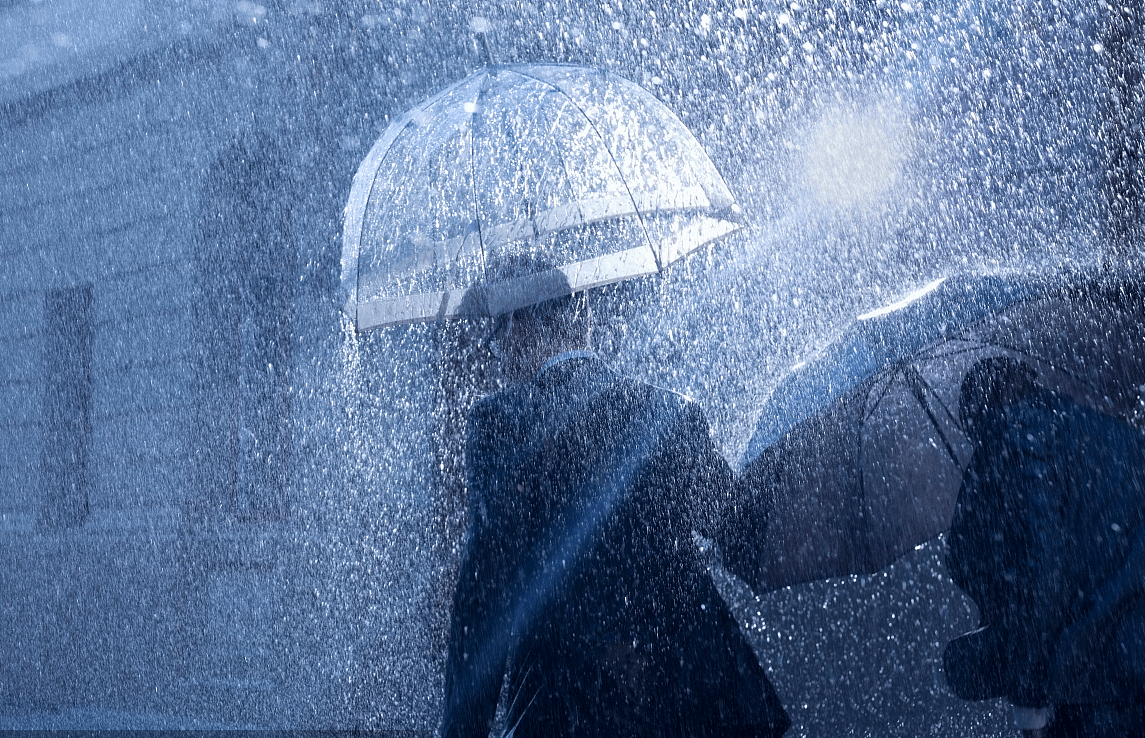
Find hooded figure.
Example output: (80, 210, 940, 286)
(438, 260, 788, 738)
(944, 357, 1145, 737)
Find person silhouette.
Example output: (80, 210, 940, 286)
(944, 357, 1145, 737)
(438, 256, 788, 738)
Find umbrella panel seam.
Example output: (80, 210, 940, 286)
(507, 67, 663, 272)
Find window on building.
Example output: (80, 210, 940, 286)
(41, 283, 93, 529)
(192, 135, 294, 523)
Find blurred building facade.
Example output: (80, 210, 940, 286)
(0, 1, 470, 728)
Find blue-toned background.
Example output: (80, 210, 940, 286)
(1, 0, 1140, 733)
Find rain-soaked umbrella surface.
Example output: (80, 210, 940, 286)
(725, 271, 1145, 593)
(341, 63, 742, 330)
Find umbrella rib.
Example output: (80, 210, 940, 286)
(507, 68, 662, 271)
(468, 81, 493, 286)
(921, 372, 963, 431)
(864, 368, 900, 419)
(903, 365, 962, 468)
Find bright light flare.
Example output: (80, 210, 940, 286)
(804, 111, 905, 208)
(858, 277, 946, 320)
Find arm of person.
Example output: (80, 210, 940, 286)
(671, 401, 735, 544)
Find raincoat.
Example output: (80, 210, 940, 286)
(944, 387, 1145, 726)
(440, 355, 788, 738)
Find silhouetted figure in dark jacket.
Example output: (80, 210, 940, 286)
(438, 270, 788, 738)
(945, 357, 1145, 737)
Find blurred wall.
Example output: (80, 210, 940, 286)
(0, 5, 442, 728)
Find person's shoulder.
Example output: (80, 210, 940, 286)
(542, 358, 700, 426)
(997, 390, 1065, 454)
(1009, 389, 1107, 428)
(1042, 390, 1145, 458)
(467, 386, 525, 429)
(1001, 388, 1124, 458)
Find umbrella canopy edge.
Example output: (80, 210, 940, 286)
(356, 244, 665, 331)
(341, 75, 476, 327)
(742, 272, 1054, 467)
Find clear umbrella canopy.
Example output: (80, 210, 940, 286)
(341, 63, 742, 331)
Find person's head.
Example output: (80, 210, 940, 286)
(478, 251, 591, 382)
(488, 290, 590, 381)
(958, 356, 1038, 436)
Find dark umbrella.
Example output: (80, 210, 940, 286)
(723, 271, 1145, 593)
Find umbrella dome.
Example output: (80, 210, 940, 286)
(742, 274, 1037, 463)
(341, 63, 743, 331)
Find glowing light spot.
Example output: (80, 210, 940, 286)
(804, 111, 905, 208)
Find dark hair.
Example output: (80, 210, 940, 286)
(958, 356, 1038, 432)
(514, 289, 589, 331)
(487, 251, 588, 331)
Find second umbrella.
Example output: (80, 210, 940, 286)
(725, 271, 1145, 592)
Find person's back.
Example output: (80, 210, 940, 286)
(443, 355, 787, 737)
(439, 270, 787, 738)
(945, 357, 1145, 735)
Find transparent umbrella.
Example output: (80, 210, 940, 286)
(341, 63, 742, 331)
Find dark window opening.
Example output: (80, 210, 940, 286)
(192, 134, 295, 523)
(41, 283, 93, 529)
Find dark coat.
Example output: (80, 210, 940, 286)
(439, 356, 788, 738)
(945, 388, 1145, 713)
